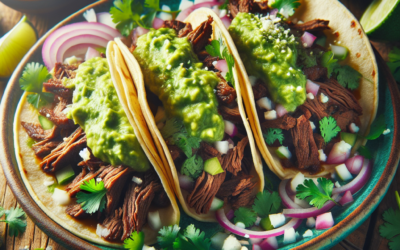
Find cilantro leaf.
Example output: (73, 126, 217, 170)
(263, 128, 284, 145)
(296, 178, 338, 209)
(333, 65, 362, 90)
(158, 225, 181, 249)
(173, 133, 201, 158)
(160, 117, 183, 139)
(321, 51, 338, 77)
(182, 224, 211, 249)
(234, 207, 257, 227)
(76, 179, 107, 214)
(205, 40, 221, 58)
(219, 0, 229, 10)
(365, 114, 386, 140)
(123, 231, 144, 250)
(110, 0, 145, 36)
(223, 47, 235, 85)
(0, 207, 27, 237)
(271, 0, 301, 18)
(26, 92, 54, 109)
(358, 145, 372, 159)
(252, 191, 282, 218)
(19, 62, 51, 93)
(181, 154, 203, 179)
(297, 49, 317, 68)
(380, 207, 400, 250)
(319, 116, 341, 143)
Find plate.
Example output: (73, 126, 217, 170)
(0, 0, 399, 249)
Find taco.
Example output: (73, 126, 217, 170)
(14, 44, 179, 247)
(115, 8, 264, 222)
(221, 0, 378, 179)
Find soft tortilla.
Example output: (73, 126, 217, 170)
(14, 46, 180, 247)
(226, 0, 379, 179)
(115, 8, 264, 222)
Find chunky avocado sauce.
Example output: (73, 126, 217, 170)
(229, 12, 307, 112)
(68, 57, 149, 172)
(133, 28, 225, 143)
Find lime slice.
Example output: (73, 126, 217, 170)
(360, 0, 400, 41)
(0, 16, 37, 78)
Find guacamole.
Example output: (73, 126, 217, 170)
(229, 13, 307, 112)
(68, 57, 149, 172)
(133, 28, 225, 143)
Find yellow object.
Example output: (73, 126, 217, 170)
(0, 16, 37, 78)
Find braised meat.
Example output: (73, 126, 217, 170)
(187, 16, 213, 53)
(66, 166, 107, 196)
(220, 137, 249, 176)
(66, 204, 88, 219)
(54, 63, 79, 79)
(216, 73, 237, 104)
(32, 140, 62, 158)
(162, 20, 193, 37)
(21, 122, 52, 142)
(101, 208, 124, 241)
(39, 98, 75, 129)
(43, 79, 73, 100)
(261, 114, 297, 131)
(219, 105, 243, 123)
(303, 66, 328, 82)
(290, 19, 330, 33)
(216, 174, 257, 209)
(252, 82, 268, 100)
(203, 55, 220, 70)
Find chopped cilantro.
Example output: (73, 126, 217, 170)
(110, 0, 145, 36)
(234, 207, 257, 227)
(297, 48, 318, 68)
(333, 65, 362, 90)
(321, 51, 338, 77)
(180, 154, 203, 179)
(379, 191, 400, 250)
(270, 0, 301, 18)
(19, 62, 54, 109)
(296, 178, 338, 209)
(358, 145, 372, 159)
(365, 114, 386, 140)
(205, 39, 235, 85)
(157, 224, 210, 250)
(319, 116, 341, 143)
(219, 0, 229, 10)
(252, 191, 282, 218)
(124, 231, 144, 250)
(160, 117, 182, 139)
(76, 179, 107, 214)
(27, 137, 36, 148)
(264, 128, 284, 145)
(0, 206, 27, 236)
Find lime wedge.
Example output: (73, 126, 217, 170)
(360, 0, 400, 41)
(0, 16, 37, 78)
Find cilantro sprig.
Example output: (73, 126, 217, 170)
(270, 0, 301, 18)
(19, 62, 54, 109)
(319, 116, 341, 143)
(124, 231, 144, 250)
(264, 128, 284, 146)
(252, 191, 282, 218)
(296, 178, 338, 209)
(205, 38, 235, 85)
(234, 207, 257, 227)
(157, 224, 211, 250)
(379, 191, 400, 250)
(0, 206, 27, 236)
(181, 154, 203, 179)
(76, 179, 107, 214)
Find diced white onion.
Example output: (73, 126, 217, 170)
(52, 188, 71, 205)
(264, 110, 277, 120)
(383, 128, 391, 135)
(43, 179, 55, 187)
(132, 176, 143, 184)
(157, 5, 172, 20)
(335, 163, 353, 181)
(256, 97, 273, 110)
(318, 149, 327, 162)
(179, 0, 193, 10)
(335, 181, 341, 188)
(79, 147, 91, 161)
(147, 210, 162, 231)
(307, 92, 314, 99)
(222, 235, 242, 250)
(83, 8, 97, 22)
(303, 229, 313, 238)
(310, 121, 316, 130)
(283, 227, 296, 245)
(215, 141, 229, 155)
(269, 213, 286, 228)
(248, 75, 257, 86)
(235, 222, 246, 229)
(349, 123, 359, 133)
(96, 224, 110, 238)
(320, 93, 329, 103)
(220, 9, 227, 18)
(290, 172, 305, 193)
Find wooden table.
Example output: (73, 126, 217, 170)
(0, 0, 398, 249)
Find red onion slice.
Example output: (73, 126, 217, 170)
(332, 159, 372, 195)
(64, 43, 94, 59)
(56, 35, 109, 64)
(153, 17, 165, 29)
(339, 191, 354, 206)
(315, 212, 334, 230)
(96, 12, 117, 29)
(214, 59, 228, 73)
(279, 179, 302, 209)
(345, 155, 364, 175)
(85, 47, 100, 61)
(42, 22, 120, 68)
(326, 140, 351, 164)
(216, 209, 302, 238)
(282, 194, 341, 219)
(269, 9, 278, 16)
(276, 104, 288, 117)
(301, 32, 317, 48)
(259, 237, 278, 250)
(306, 79, 320, 96)
(224, 120, 238, 137)
(176, 1, 221, 21)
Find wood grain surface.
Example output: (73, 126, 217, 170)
(0, 0, 398, 249)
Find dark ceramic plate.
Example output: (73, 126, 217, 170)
(1, 0, 400, 249)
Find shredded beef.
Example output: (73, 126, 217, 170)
(39, 98, 75, 129)
(162, 20, 193, 37)
(77, 155, 104, 172)
(187, 170, 226, 214)
(152, 189, 170, 208)
(252, 82, 268, 100)
(290, 19, 330, 33)
(43, 79, 73, 100)
(101, 208, 124, 241)
(290, 115, 320, 170)
(261, 114, 296, 131)
(66, 166, 107, 196)
(168, 144, 183, 161)
(313, 133, 325, 150)
(228, 0, 269, 18)
(187, 16, 213, 53)
(220, 137, 249, 176)
(203, 55, 219, 70)
(198, 142, 221, 161)
(303, 66, 328, 82)
(318, 79, 363, 115)
(301, 98, 329, 120)
(333, 109, 357, 131)
(230, 187, 256, 209)
(216, 174, 255, 198)
(32, 140, 62, 158)
(98, 166, 132, 215)
(325, 136, 341, 156)
(54, 63, 79, 79)
(216, 72, 237, 104)
(219, 105, 242, 123)
(66, 204, 88, 219)
(21, 122, 50, 141)
(40, 127, 86, 173)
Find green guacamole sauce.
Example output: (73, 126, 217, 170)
(133, 28, 224, 143)
(229, 12, 307, 112)
(68, 57, 149, 172)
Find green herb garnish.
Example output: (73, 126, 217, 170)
(387, 47, 400, 82)
(158, 224, 211, 250)
(180, 154, 203, 179)
(264, 128, 284, 145)
(365, 114, 386, 140)
(234, 207, 257, 227)
(379, 191, 400, 250)
(296, 178, 338, 209)
(252, 191, 282, 218)
(76, 179, 107, 214)
(205, 38, 235, 85)
(270, 0, 301, 18)
(124, 231, 144, 250)
(319, 116, 341, 143)
(0, 206, 27, 236)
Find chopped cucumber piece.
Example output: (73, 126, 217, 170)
(315, 35, 327, 47)
(260, 216, 274, 231)
(340, 132, 357, 147)
(55, 165, 75, 185)
(27, 137, 36, 148)
(204, 157, 224, 175)
(335, 163, 353, 181)
(276, 146, 291, 159)
(38, 115, 54, 130)
(210, 197, 224, 211)
(331, 45, 348, 60)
